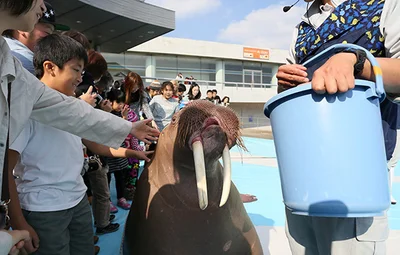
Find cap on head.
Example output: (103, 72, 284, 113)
(39, 2, 70, 31)
(149, 80, 161, 90)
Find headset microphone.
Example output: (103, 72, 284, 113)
(283, 0, 300, 12)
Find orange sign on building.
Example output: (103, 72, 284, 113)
(243, 47, 270, 60)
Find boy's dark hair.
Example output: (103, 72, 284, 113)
(86, 50, 108, 81)
(33, 34, 88, 78)
(62, 30, 91, 51)
(161, 81, 173, 91)
(207, 90, 212, 94)
(0, 0, 36, 16)
(2, 29, 15, 38)
(178, 84, 186, 92)
(106, 88, 125, 103)
(96, 71, 113, 90)
(212, 89, 217, 93)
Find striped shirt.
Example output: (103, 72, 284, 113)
(107, 141, 129, 172)
(107, 110, 130, 172)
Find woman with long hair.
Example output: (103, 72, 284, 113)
(123, 72, 157, 130)
(221, 96, 230, 107)
(187, 83, 202, 101)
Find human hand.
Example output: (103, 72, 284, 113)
(276, 64, 310, 92)
(3, 229, 30, 255)
(130, 119, 160, 144)
(121, 105, 129, 119)
(79, 86, 97, 107)
(311, 52, 357, 94)
(100, 99, 112, 112)
(17, 222, 40, 254)
(133, 150, 154, 162)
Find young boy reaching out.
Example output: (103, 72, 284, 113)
(9, 34, 152, 255)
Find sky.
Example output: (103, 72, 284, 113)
(146, 0, 309, 50)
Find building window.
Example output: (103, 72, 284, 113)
(155, 55, 178, 79)
(262, 63, 273, 84)
(200, 58, 216, 85)
(124, 54, 146, 76)
(243, 70, 263, 87)
(243, 61, 262, 87)
(103, 52, 146, 77)
(243, 61, 261, 71)
(155, 55, 216, 85)
(177, 56, 201, 80)
(225, 61, 243, 85)
(225, 60, 271, 87)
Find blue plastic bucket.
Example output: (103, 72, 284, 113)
(264, 44, 390, 217)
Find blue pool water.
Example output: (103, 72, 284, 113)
(98, 137, 400, 254)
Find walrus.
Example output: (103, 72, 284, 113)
(123, 100, 263, 255)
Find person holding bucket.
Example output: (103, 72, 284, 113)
(276, 0, 400, 254)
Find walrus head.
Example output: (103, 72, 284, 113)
(158, 100, 245, 210)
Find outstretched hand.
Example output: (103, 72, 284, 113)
(130, 119, 160, 144)
(135, 150, 154, 162)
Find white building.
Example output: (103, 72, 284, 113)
(102, 37, 289, 127)
(47, 0, 288, 127)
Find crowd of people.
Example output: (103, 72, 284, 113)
(0, 2, 249, 255)
(143, 77, 231, 109)
(0, 1, 159, 255)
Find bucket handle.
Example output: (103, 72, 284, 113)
(302, 44, 384, 99)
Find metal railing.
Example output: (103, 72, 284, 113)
(140, 76, 277, 89)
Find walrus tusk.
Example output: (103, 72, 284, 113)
(219, 145, 231, 207)
(192, 141, 208, 210)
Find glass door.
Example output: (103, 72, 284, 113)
(243, 70, 263, 87)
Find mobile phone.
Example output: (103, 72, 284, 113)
(94, 94, 104, 105)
